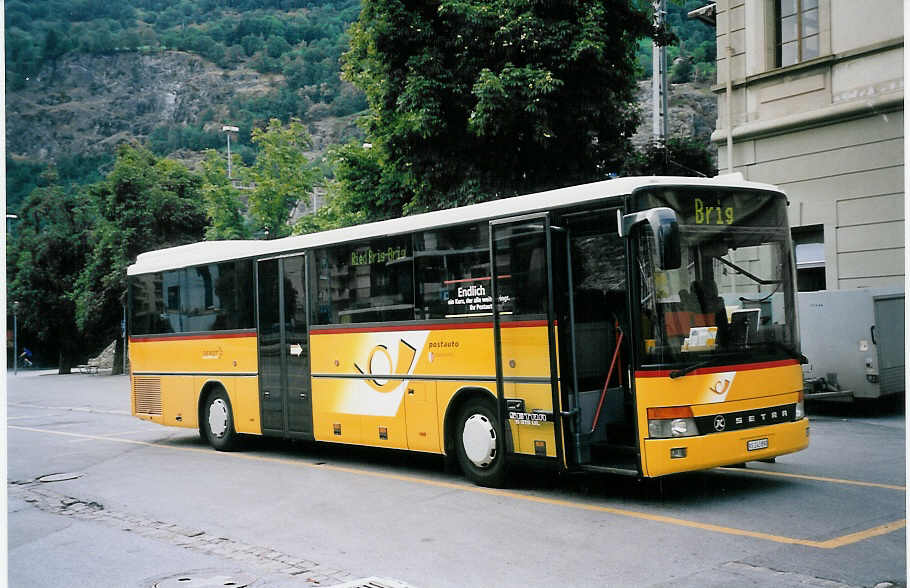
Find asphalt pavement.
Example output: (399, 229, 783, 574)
(6, 370, 907, 587)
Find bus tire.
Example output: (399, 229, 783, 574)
(455, 400, 508, 487)
(203, 388, 240, 451)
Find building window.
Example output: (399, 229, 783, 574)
(776, 0, 819, 67)
(792, 225, 825, 292)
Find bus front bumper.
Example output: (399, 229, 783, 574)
(642, 418, 810, 478)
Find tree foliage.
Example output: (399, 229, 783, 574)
(339, 0, 654, 217)
(623, 136, 717, 177)
(6, 0, 366, 121)
(245, 118, 318, 238)
(200, 150, 252, 240)
(635, 0, 717, 82)
(73, 145, 209, 372)
(322, 141, 409, 223)
(7, 171, 92, 373)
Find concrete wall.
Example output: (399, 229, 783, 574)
(711, 0, 904, 290)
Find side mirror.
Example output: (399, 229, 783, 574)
(618, 207, 681, 270)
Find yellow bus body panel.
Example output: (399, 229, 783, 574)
(130, 334, 258, 375)
(309, 323, 557, 457)
(644, 419, 809, 477)
(635, 362, 807, 477)
(130, 334, 261, 435)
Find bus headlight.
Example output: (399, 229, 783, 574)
(647, 406, 699, 438)
(795, 391, 805, 420)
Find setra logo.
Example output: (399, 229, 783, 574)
(354, 339, 418, 392)
(713, 414, 726, 432)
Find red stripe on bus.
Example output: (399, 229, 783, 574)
(309, 319, 550, 335)
(130, 331, 257, 343)
(442, 275, 511, 284)
(635, 359, 799, 378)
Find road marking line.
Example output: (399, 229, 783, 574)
(9, 424, 905, 550)
(66, 430, 153, 443)
(7, 402, 131, 416)
(812, 519, 907, 549)
(718, 466, 906, 491)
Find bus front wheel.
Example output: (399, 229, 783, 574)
(204, 389, 240, 451)
(455, 400, 508, 487)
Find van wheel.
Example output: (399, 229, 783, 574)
(204, 389, 240, 451)
(455, 400, 508, 487)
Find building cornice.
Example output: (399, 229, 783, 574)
(710, 91, 903, 145)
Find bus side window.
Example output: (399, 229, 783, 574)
(414, 222, 490, 320)
(313, 238, 414, 325)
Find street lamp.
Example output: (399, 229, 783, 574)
(13, 300, 19, 376)
(222, 125, 239, 180)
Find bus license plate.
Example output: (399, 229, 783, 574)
(747, 438, 769, 451)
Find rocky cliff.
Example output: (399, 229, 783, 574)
(7, 51, 285, 160)
(7, 51, 717, 169)
(631, 79, 718, 151)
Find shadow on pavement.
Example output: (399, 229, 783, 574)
(807, 393, 905, 418)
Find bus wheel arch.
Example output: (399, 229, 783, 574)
(199, 382, 241, 451)
(444, 387, 508, 487)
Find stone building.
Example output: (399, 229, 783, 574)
(701, 0, 904, 291)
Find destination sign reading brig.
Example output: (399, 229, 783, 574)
(693, 197, 734, 226)
(637, 188, 785, 230)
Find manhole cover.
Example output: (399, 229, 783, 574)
(154, 572, 256, 588)
(37, 472, 84, 483)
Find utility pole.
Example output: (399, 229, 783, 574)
(651, 0, 669, 144)
(122, 305, 128, 375)
(13, 301, 19, 376)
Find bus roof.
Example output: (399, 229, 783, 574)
(127, 174, 779, 276)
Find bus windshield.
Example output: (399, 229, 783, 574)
(635, 188, 799, 370)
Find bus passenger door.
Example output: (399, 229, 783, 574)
(257, 254, 314, 438)
(490, 214, 565, 466)
(556, 208, 637, 473)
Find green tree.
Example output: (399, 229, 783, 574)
(7, 170, 92, 373)
(670, 55, 693, 84)
(73, 145, 208, 373)
(624, 136, 717, 177)
(245, 118, 317, 239)
(200, 149, 251, 240)
(321, 141, 409, 223)
(292, 183, 367, 235)
(340, 0, 653, 217)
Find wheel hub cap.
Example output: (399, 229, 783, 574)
(208, 398, 228, 438)
(462, 414, 497, 468)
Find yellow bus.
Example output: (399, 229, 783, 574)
(128, 175, 809, 486)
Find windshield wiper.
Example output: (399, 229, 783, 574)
(670, 359, 717, 379)
(714, 256, 780, 286)
(764, 341, 809, 364)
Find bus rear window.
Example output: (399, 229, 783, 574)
(129, 261, 254, 336)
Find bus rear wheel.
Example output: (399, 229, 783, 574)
(204, 389, 240, 451)
(455, 400, 508, 487)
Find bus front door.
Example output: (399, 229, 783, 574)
(490, 214, 565, 467)
(555, 208, 638, 474)
(257, 254, 313, 438)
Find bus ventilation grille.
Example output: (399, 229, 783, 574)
(133, 376, 162, 415)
